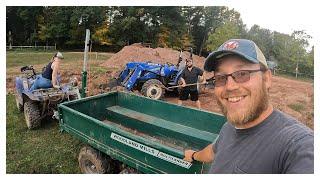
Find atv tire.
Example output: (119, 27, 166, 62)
(15, 94, 23, 112)
(24, 100, 41, 129)
(78, 146, 111, 174)
(141, 79, 164, 100)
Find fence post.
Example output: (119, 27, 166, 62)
(295, 61, 299, 79)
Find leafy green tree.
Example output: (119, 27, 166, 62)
(246, 25, 273, 59)
(68, 7, 106, 46)
(37, 7, 74, 47)
(272, 30, 313, 76)
(107, 7, 149, 46)
(206, 21, 241, 51)
(92, 18, 112, 45)
(189, 6, 244, 55)
(6, 6, 43, 45)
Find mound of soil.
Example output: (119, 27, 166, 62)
(101, 43, 214, 81)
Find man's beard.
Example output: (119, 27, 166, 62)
(187, 64, 193, 68)
(216, 83, 269, 127)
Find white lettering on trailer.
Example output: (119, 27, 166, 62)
(111, 133, 159, 156)
(157, 152, 192, 169)
(110, 132, 192, 169)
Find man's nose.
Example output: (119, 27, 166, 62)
(225, 75, 239, 91)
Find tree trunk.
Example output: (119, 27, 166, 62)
(198, 33, 207, 56)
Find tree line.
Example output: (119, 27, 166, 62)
(6, 6, 314, 77)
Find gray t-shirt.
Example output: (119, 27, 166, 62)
(209, 109, 314, 174)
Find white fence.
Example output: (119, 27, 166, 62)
(6, 45, 56, 50)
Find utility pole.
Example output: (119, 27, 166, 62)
(295, 61, 299, 78)
(295, 51, 300, 79)
(81, 29, 90, 98)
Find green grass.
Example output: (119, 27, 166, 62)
(288, 103, 305, 113)
(6, 51, 112, 68)
(6, 94, 83, 173)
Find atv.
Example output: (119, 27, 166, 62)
(15, 65, 80, 129)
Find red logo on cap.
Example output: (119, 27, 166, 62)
(223, 41, 239, 50)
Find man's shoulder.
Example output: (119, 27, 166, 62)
(193, 66, 202, 71)
(192, 66, 203, 75)
(271, 110, 314, 173)
(219, 121, 234, 135)
(272, 110, 313, 144)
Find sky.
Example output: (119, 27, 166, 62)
(226, 0, 317, 48)
(227, 1, 316, 32)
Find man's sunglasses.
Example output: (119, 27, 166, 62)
(214, 69, 265, 87)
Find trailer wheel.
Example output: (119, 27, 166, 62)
(15, 94, 23, 112)
(78, 146, 110, 174)
(24, 100, 41, 129)
(141, 79, 164, 100)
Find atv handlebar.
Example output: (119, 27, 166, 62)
(21, 65, 36, 74)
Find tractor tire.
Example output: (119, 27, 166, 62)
(15, 94, 23, 112)
(78, 146, 111, 174)
(24, 100, 41, 129)
(141, 79, 164, 100)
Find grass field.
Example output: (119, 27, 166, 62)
(6, 51, 113, 173)
(6, 51, 113, 68)
(6, 94, 82, 173)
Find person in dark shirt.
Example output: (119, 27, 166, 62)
(30, 52, 63, 91)
(178, 58, 204, 109)
(183, 39, 313, 173)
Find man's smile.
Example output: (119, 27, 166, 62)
(225, 95, 247, 103)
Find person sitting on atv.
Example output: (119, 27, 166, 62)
(29, 52, 63, 91)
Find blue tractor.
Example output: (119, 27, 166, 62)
(15, 65, 80, 129)
(116, 49, 206, 100)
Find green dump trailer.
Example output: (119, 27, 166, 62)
(58, 91, 226, 174)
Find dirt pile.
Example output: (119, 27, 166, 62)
(102, 43, 206, 69)
(101, 43, 214, 80)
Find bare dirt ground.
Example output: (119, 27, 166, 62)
(7, 45, 314, 129)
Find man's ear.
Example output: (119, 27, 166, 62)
(264, 69, 272, 90)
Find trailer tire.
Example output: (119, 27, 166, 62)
(78, 146, 110, 174)
(15, 94, 23, 112)
(24, 100, 41, 129)
(141, 79, 164, 100)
